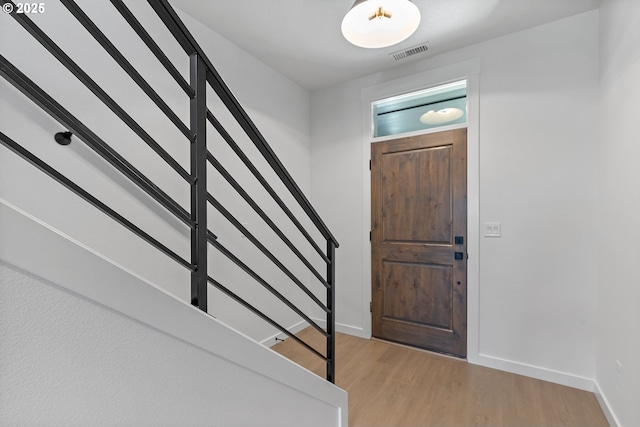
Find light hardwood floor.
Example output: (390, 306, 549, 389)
(272, 328, 609, 427)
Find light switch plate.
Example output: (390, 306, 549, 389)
(484, 222, 501, 237)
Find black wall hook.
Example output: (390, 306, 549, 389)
(54, 131, 72, 146)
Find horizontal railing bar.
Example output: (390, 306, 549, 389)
(109, 0, 194, 98)
(207, 275, 327, 362)
(0, 131, 193, 271)
(207, 194, 330, 314)
(206, 233, 330, 334)
(0, 54, 193, 229)
(206, 110, 330, 265)
(147, 0, 338, 247)
(60, 0, 192, 141)
(5, 7, 193, 185)
(206, 67, 339, 246)
(5, 0, 338, 380)
(207, 153, 330, 289)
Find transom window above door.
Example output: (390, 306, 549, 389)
(372, 80, 467, 138)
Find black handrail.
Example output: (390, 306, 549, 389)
(0, 54, 192, 227)
(1, 0, 338, 383)
(206, 153, 330, 289)
(6, 7, 193, 184)
(206, 111, 330, 264)
(61, 0, 192, 140)
(0, 130, 193, 271)
(146, 0, 339, 248)
(207, 194, 329, 313)
(109, 0, 194, 98)
(206, 236, 328, 337)
(206, 275, 327, 361)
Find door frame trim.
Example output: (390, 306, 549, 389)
(360, 59, 480, 363)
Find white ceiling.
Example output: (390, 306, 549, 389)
(170, 0, 600, 91)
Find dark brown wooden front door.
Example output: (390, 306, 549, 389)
(371, 128, 467, 357)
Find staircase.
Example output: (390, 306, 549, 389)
(0, 0, 344, 424)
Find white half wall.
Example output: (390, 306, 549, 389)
(0, 199, 347, 426)
(597, 1, 640, 426)
(310, 11, 599, 390)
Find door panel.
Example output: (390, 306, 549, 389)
(381, 261, 453, 329)
(381, 146, 452, 243)
(371, 129, 467, 357)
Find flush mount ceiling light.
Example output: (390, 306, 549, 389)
(342, 0, 421, 49)
(420, 108, 464, 125)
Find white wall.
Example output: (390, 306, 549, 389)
(597, 1, 640, 426)
(311, 11, 600, 388)
(0, 0, 320, 343)
(0, 201, 346, 426)
(0, 261, 333, 426)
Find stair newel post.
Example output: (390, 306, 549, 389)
(190, 52, 208, 312)
(326, 239, 336, 383)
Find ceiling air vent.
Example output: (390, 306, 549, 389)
(390, 43, 429, 61)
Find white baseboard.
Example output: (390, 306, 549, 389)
(261, 317, 367, 351)
(312, 317, 367, 338)
(266, 318, 366, 346)
(308, 313, 617, 427)
(475, 354, 595, 392)
(261, 320, 309, 347)
(594, 381, 620, 427)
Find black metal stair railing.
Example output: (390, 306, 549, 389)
(0, 0, 339, 382)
